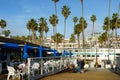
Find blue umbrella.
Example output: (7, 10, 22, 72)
(54, 49, 56, 57)
(62, 50, 66, 57)
(23, 44, 28, 59)
(70, 51, 73, 57)
(39, 46, 43, 57)
(66, 51, 69, 56)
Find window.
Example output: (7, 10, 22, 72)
(87, 55, 90, 57)
(97, 55, 99, 57)
(69, 45, 72, 47)
(92, 55, 95, 57)
(83, 55, 86, 57)
(75, 50, 78, 52)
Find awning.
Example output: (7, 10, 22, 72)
(23, 44, 28, 59)
(1, 42, 20, 49)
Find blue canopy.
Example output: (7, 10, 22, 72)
(2, 42, 20, 49)
(23, 44, 28, 59)
(39, 46, 43, 57)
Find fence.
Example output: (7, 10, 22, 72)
(27, 57, 72, 80)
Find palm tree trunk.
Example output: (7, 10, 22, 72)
(53, 27, 55, 49)
(55, 26, 57, 50)
(54, 2, 58, 50)
(107, 0, 111, 61)
(28, 29, 30, 42)
(32, 30, 34, 43)
(34, 32, 36, 43)
(82, 22, 85, 48)
(95, 46, 98, 68)
(46, 33, 47, 40)
(56, 43, 58, 50)
(81, 0, 85, 48)
(92, 22, 94, 38)
(81, 0, 84, 17)
(54, 2, 57, 16)
(63, 19, 66, 51)
(77, 34, 80, 48)
(115, 3, 120, 48)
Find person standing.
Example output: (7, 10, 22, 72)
(81, 59, 85, 72)
(77, 57, 81, 73)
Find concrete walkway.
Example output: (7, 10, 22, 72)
(40, 68, 120, 80)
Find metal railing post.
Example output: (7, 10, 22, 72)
(28, 58, 30, 80)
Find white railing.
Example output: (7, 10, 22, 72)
(27, 57, 71, 80)
(70, 48, 120, 54)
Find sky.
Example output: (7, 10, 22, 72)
(0, 0, 120, 39)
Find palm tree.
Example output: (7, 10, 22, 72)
(103, 17, 110, 46)
(0, 19, 6, 34)
(26, 21, 31, 42)
(2, 30, 11, 37)
(38, 26, 43, 44)
(74, 24, 82, 48)
(69, 33, 75, 43)
(52, 0, 59, 15)
(73, 16, 78, 27)
(62, 5, 71, 50)
(21, 35, 27, 41)
(107, 0, 111, 61)
(98, 32, 107, 47)
(69, 33, 76, 49)
(51, 33, 63, 50)
(49, 14, 59, 49)
(80, 0, 84, 17)
(116, 3, 120, 39)
(79, 17, 87, 47)
(111, 13, 120, 38)
(27, 19, 38, 43)
(38, 17, 47, 45)
(80, 0, 85, 48)
(72, 16, 78, 48)
(45, 26, 49, 39)
(52, 0, 59, 47)
(90, 14, 97, 38)
(44, 26, 49, 46)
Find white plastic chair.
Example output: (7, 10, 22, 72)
(84, 64, 89, 69)
(31, 62, 39, 75)
(7, 66, 20, 80)
(18, 63, 27, 80)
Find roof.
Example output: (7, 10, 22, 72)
(0, 36, 40, 47)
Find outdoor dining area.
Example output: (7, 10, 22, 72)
(0, 36, 65, 80)
(0, 36, 74, 80)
